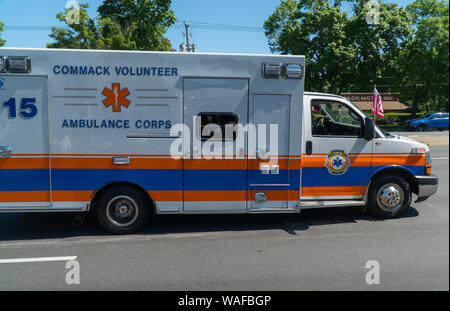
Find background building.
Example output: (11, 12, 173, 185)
(341, 93, 409, 113)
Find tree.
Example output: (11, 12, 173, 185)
(345, 0, 412, 92)
(264, 0, 411, 94)
(264, 0, 449, 115)
(47, 3, 136, 50)
(395, 0, 449, 115)
(264, 0, 355, 93)
(48, 0, 175, 51)
(0, 21, 5, 46)
(97, 0, 176, 51)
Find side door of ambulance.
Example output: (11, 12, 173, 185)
(0, 75, 51, 209)
(248, 94, 293, 209)
(302, 97, 373, 200)
(183, 78, 249, 212)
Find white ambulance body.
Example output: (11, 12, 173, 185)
(0, 48, 438, 233)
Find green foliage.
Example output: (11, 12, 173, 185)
(364, 112, 428, 126)
(0, 21, 5, 46)
(264, 0, 449, 116)
(264, 0, 411, 94)
(264, 0, 355, 93)
(98, 0, 176, 51)
(394, 0, 449, 116)
(375, 114, 400, 126)
(346, 1, 412, 92)
(47, 4, 136, 50)
(47, 1, 175, 51)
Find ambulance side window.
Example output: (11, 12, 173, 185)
(311, 100, 362, 137)
(197, 112, 239, 141)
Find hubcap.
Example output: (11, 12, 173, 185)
(377, 183, 404, 212)
(106, 195, 139, 227)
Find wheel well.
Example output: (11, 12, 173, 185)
(90, 182, 155, 213)
(369, 167, 418, 195)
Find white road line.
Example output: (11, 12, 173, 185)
(0, 256, 77, 264)
(433, 157, 449, 160)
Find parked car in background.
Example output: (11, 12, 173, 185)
(405, 112, 449, 131)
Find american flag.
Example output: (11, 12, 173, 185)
(372, 86, 384, 118)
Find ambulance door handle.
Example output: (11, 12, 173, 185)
(0, 146, 11, 158)
(306, 141, 312, 155)
(112, 157, 130, 165)
(256, 147, 269, 159)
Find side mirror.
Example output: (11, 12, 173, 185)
(363, 117, 375, 141)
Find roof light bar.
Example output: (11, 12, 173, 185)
(283, 64, 303, 79)
(6, 56, 31, 73)
(0, 56, 6, 73)
(262, 63, 282, 79)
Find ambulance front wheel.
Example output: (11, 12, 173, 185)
(367, 175, 412, 219)
(95, 185, 151, 234)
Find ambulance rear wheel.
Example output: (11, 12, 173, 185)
(367, 175, 411, 219)
(95, 185, 150, 234)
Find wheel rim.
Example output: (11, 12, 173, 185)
(106, 195, 139, 227)
(376, 183, 404, 212)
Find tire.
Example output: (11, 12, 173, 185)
(417, 124, 426, 132)
(367, 175, 412, 219)
(95, 185, 151, 234)
(438, 128, 443, 132)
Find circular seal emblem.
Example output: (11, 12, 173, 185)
(325, 150, 350, 175)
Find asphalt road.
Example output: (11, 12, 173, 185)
(394, 130, 449, 137)
(0, 147, 448, 291)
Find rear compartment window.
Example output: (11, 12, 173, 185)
(196, 112, 239, 141)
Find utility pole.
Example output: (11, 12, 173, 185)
(184, 22, 191, 51)
(180, 22, 197, 52)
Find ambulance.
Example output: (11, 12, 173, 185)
(0, 48, 438, 234)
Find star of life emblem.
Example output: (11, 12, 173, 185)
(325, 150, 351, 175)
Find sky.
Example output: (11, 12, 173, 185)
(0, 0, 415, 54)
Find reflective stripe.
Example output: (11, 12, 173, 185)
(0, 190, 300, 203)
(0, 153, 427, 205)
(0, 191, 50, 202)
(1, 156, 300, 170)
(302, 186, 366, 197)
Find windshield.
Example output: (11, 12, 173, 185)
(345, 99, 386, 138)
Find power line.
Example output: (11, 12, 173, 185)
(4, 21, 266, 33)
(173, 21, 265, 32)
(4, 26, 65, 31)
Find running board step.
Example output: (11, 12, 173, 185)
(300, 200, 366, 209)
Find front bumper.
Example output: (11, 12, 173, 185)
(415, 174, 439, 202)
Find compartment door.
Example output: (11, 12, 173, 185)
(0, 75, 51, 209)
(249, 94, 291, 209)
(183, 78, 249, 212)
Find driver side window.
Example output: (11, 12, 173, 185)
(311, 100, 362, 137)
